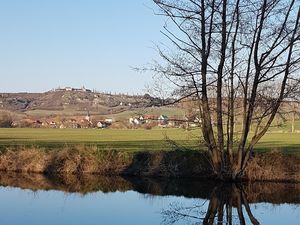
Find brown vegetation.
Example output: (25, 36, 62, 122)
(0, 147, 299, 182)
(0, 113, 13, 128)
(244, 151, 300, 182)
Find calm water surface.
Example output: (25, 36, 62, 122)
(0, 173, 299, 225)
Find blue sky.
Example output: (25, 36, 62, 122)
(0, 0, 165, 93)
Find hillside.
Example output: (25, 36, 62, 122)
(0, 88, 171, 116)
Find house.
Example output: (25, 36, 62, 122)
(97, 121, 108, 129)
(134, 118, 141, 125)
(158, 115, 169, 125)
(129, 117, 141, 125)
(194, 117, 202, 123)
(59, 124, 66, 129)
(65, 87, 73, 91)
(80, 86, 91, 92)
(129, 117, 134, 125)
(191, 117, 202, 127)
(143, 114, 157, 124)
(168, 120, 176, 127)
(104, 118, 113, 124)
(49, 121, 57, 128)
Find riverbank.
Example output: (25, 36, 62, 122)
(0, 146, 299, 182)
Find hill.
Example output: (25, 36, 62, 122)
(0, 88, 173, 116)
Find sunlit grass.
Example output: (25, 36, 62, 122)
(0, 128, 299, 153)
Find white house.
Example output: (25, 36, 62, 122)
(65, 87, 72, 91)
(158, 115, 169, 125)
(97, 121, 108, 128)
(129, 117, 141, 125)
(134, 118, 141, 125)
(105, 118, 113, 124)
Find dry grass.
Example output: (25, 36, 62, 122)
(0, 145, 131, 175)
(244, 151, 300, 182)
(0, 146, 299, 182)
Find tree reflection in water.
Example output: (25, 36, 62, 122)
(0, 172, 299, 225)
(162, 184, 260, 225)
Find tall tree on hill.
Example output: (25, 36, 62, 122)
(152, 0, 300, 180)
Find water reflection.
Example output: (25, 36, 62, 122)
(161, 184, 260, 225)
(0, 172, 299, 225)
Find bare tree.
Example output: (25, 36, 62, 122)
(151, 0, 300, 180)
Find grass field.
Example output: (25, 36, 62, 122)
(0, 128, 299, 153)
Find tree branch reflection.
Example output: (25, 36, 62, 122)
(162, 184, 260, 225)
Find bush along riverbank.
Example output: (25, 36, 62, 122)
(0, 146, 299, 182)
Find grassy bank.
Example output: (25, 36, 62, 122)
(0, 146, 299, 182)
(0, 128, 299, 182)
(0, 128, 300, 153)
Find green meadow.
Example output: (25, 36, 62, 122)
(0, 128, 300, 154)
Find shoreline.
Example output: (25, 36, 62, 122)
(0, 146, 299, 182)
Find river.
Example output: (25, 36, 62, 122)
(0, 173, 299, 225)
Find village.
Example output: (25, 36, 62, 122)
(9, 111, 202, 130)
(1, 1, 300, 225)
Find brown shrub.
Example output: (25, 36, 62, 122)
(0, 113, 13, 128)
(244, 152, 300, 182)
